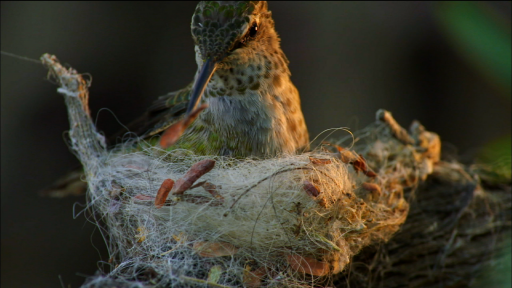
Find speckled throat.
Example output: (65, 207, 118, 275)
(177, 54, 308, 157)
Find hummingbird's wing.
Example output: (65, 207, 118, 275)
(114, 83, 193, 142)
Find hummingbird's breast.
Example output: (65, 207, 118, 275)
(182, 46, 309, 157)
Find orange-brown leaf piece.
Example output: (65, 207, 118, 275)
(377, 109, 415, 145)
(309, 157, 332, 165)
(160, 104, 208, 149)
(333, 145, 359, 164)
(362, 182, 381, 199)
(155, 179, 175, 208)
(192, 241, 238, 257)
(202, 182, 223, 200)
(353, 154, 377, 178)
(172, 159, 215, 195)
(334, 145, 377, 178)
(303, 180, 320, 197)
(317, 197, 328, 208)
(286, 254, 330, 276)
(243, 266, 266, 288)
(136, 227, 148, 243)
(134, 194, 155, 201)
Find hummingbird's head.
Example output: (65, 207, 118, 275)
(186, 1, 279, 114)
(191, 1, 273, 63)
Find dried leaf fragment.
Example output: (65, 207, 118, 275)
(333, 145, 377, 177)
(352, 154, 377, 177)
(134, 194, 154, 201)
(312, 234, 342, 252)
(362, 182, 381, 199)
(193, 241, 238, 257)
(136, 226, 148, 243)
(110, 182, 126, 198)
(334, 145, 359, 164)
(155, 178, 175, 209)
(172, 159, 215, 195)
(376, 109, 415, 145)
(160, 104, 208, 148)
(286, 254, 330, 276)
(202, 182, 223, 200)
(172, 232, 187, 244)
(317, 197, 328, 208)
(303, 180, 320, 197)
(243, 266, 266, 288)
(124, 164, 147, 170)
(207, 265, 223, 284)
(309, 157, 332, 165)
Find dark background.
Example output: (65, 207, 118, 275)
(1, 2, 510, 287)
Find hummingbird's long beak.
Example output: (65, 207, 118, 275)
(186, 58, 217, 115)
(159, 58, 217, 149)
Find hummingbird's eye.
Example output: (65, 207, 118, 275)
(249, 22, 258, 37)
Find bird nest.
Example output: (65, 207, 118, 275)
(42, 54, 441, 287)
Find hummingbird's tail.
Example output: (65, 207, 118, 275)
(39, 168, 87, 197)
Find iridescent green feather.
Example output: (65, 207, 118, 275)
(191, 1, 258, 60)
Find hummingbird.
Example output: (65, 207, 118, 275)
(43, 1, 309, 197)
(130, 1, 309, 158)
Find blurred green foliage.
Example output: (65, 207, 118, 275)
(436, 3, 511, 287)
(436, 1, 511, 97)
(476, 136, 512, 184)
(473, 235, 512, 288)
(436, 2, 511, 183)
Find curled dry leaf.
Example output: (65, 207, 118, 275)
(155, 179, 175, 209)
(362, 182, 381, 199)
(334, 145, 377, 178)
(353, 154, 377, 178)
(110, 182, 126, 198)
(303, 180, 320, 197)
(377, 109, 415, 145)
(172, 159, 216, 195)
(192, 241, 239, 258)
(395, 198, 408, 211)
(179, 195, 224, 206)
(286, 254, 330, 276)
(207, 265, 223, 284)
(160, 104, 208, 149)
(317, 197, 328, 208)
(334, 145, 359, 164)
(202, 182, 223, 200)
(243, 266, 266, 288)
(309, 157, 332, 165)
(134, 194, 154, 201)
(172, 232, 187, 244)
(136, 226, 148, 243)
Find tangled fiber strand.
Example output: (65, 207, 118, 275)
(43, 54, 508, 288)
